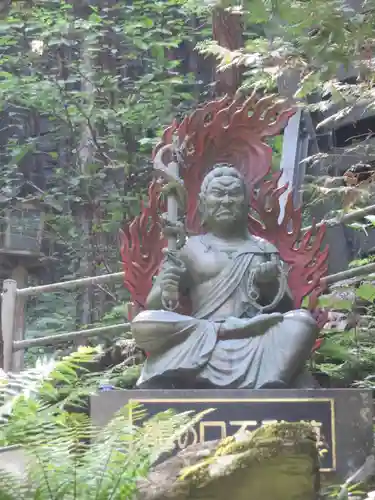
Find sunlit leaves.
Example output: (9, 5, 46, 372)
(356, 283, 375, 302)
(199, 0, 375, 123)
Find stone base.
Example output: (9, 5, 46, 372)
(90, 388, 373, 480)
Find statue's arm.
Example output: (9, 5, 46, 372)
(145, 265, 167, 310)
(145, 248, 192, 310)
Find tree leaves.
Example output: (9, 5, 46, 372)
(356, 283, 375, 302)
(198, 0, 375, 125)
(0, 0, 202, 348)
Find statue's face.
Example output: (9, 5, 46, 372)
(202, 175, 247, 230)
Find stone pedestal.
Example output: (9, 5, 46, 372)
(90, 389, 373, 481)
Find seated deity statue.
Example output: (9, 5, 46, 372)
(131, 164, 320, 390)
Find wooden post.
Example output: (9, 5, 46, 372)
(277, 69, 319, 221)
(278, 109, 303, 221)
(11, 266, 27, 372)
(277, 69, 303, 221)
(1, 279, 17, 372)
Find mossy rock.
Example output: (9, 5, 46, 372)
(137, 422, 319, 500)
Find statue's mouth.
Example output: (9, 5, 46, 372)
(216, 209, 233, 216)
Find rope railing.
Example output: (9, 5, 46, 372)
(12, 323, 131, 351)
(323, 262, 375, 286)
(16, 271, 125, 297)
(1, 272, 128, 372)
(304, 203, 375, 232)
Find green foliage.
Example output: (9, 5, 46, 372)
(313, 281, 375, 386)
(0, 360, 209, 499)
(0, 0, 204, 350)
(0, 345, 138, 445)
(266, 134, 283, 172)
(347, 215, 375, 239)
(0, 352, 209, 498)
(0, 348, 100, 431)
(314, 328, 375, 386)
(23, 291, 78, 366)
(195, 0, 375, 138)
(349, 255, 375, 269)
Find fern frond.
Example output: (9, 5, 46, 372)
(79, 404, 210, 499)
(0, 348, 104, 448)
(0, 349, 211, 498)
(0, 358, 57, 424)
(0, 468, 28, 499)
(0, 402, 208, 499)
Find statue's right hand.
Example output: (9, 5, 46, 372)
(160, 265, 185, 295)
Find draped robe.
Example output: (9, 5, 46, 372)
(131, 240, 319, 389)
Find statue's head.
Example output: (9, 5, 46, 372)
(199, 164, 249, 232)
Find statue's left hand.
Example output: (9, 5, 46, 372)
(253, 261, 280, 284)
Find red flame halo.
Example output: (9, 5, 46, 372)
(153, 93, 294, 233)
(121, 93, 329, 338)
(119, 180, 166, 317)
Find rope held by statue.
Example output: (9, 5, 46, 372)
(247, 264, 288, 313)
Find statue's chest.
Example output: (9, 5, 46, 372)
(192, 251, 230, 282)
(189, 246, 265, 285)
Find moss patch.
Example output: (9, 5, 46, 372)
(179, 422, 319, 500)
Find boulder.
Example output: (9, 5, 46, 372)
(137, 422, 320, 500)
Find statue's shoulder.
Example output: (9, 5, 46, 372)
(178, 235, 204, 263)
(180, 235, 204, 254)
(249, 235, 279, 254)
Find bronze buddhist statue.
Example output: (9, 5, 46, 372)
(131, 164, 319, 390)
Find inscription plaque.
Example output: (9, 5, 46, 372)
(90, 389, 373, 479)
(128, 397, 335, 471)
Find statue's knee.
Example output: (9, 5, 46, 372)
(132, 310, 156, 323)
(131, 310, 155, 339)
(283, 309, 319, 337)
(130, 320, 145, 340)
(285, 309, 316, 324)
(131, 310, 179, 340)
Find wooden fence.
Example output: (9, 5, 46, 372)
(1, 271, 130, 372)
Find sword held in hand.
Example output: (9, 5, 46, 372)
(153, 137, 186, 311)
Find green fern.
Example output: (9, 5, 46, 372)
(0, 357, 211, 499)
(0, 401, 210, 499)
(0, 347, 102, 424)
(0, 469, 28, 499)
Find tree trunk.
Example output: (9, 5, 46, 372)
(76, 29, 95, 340)
(212, 7, 244, 96)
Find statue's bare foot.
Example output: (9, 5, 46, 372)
(218, 313, 283, 339)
